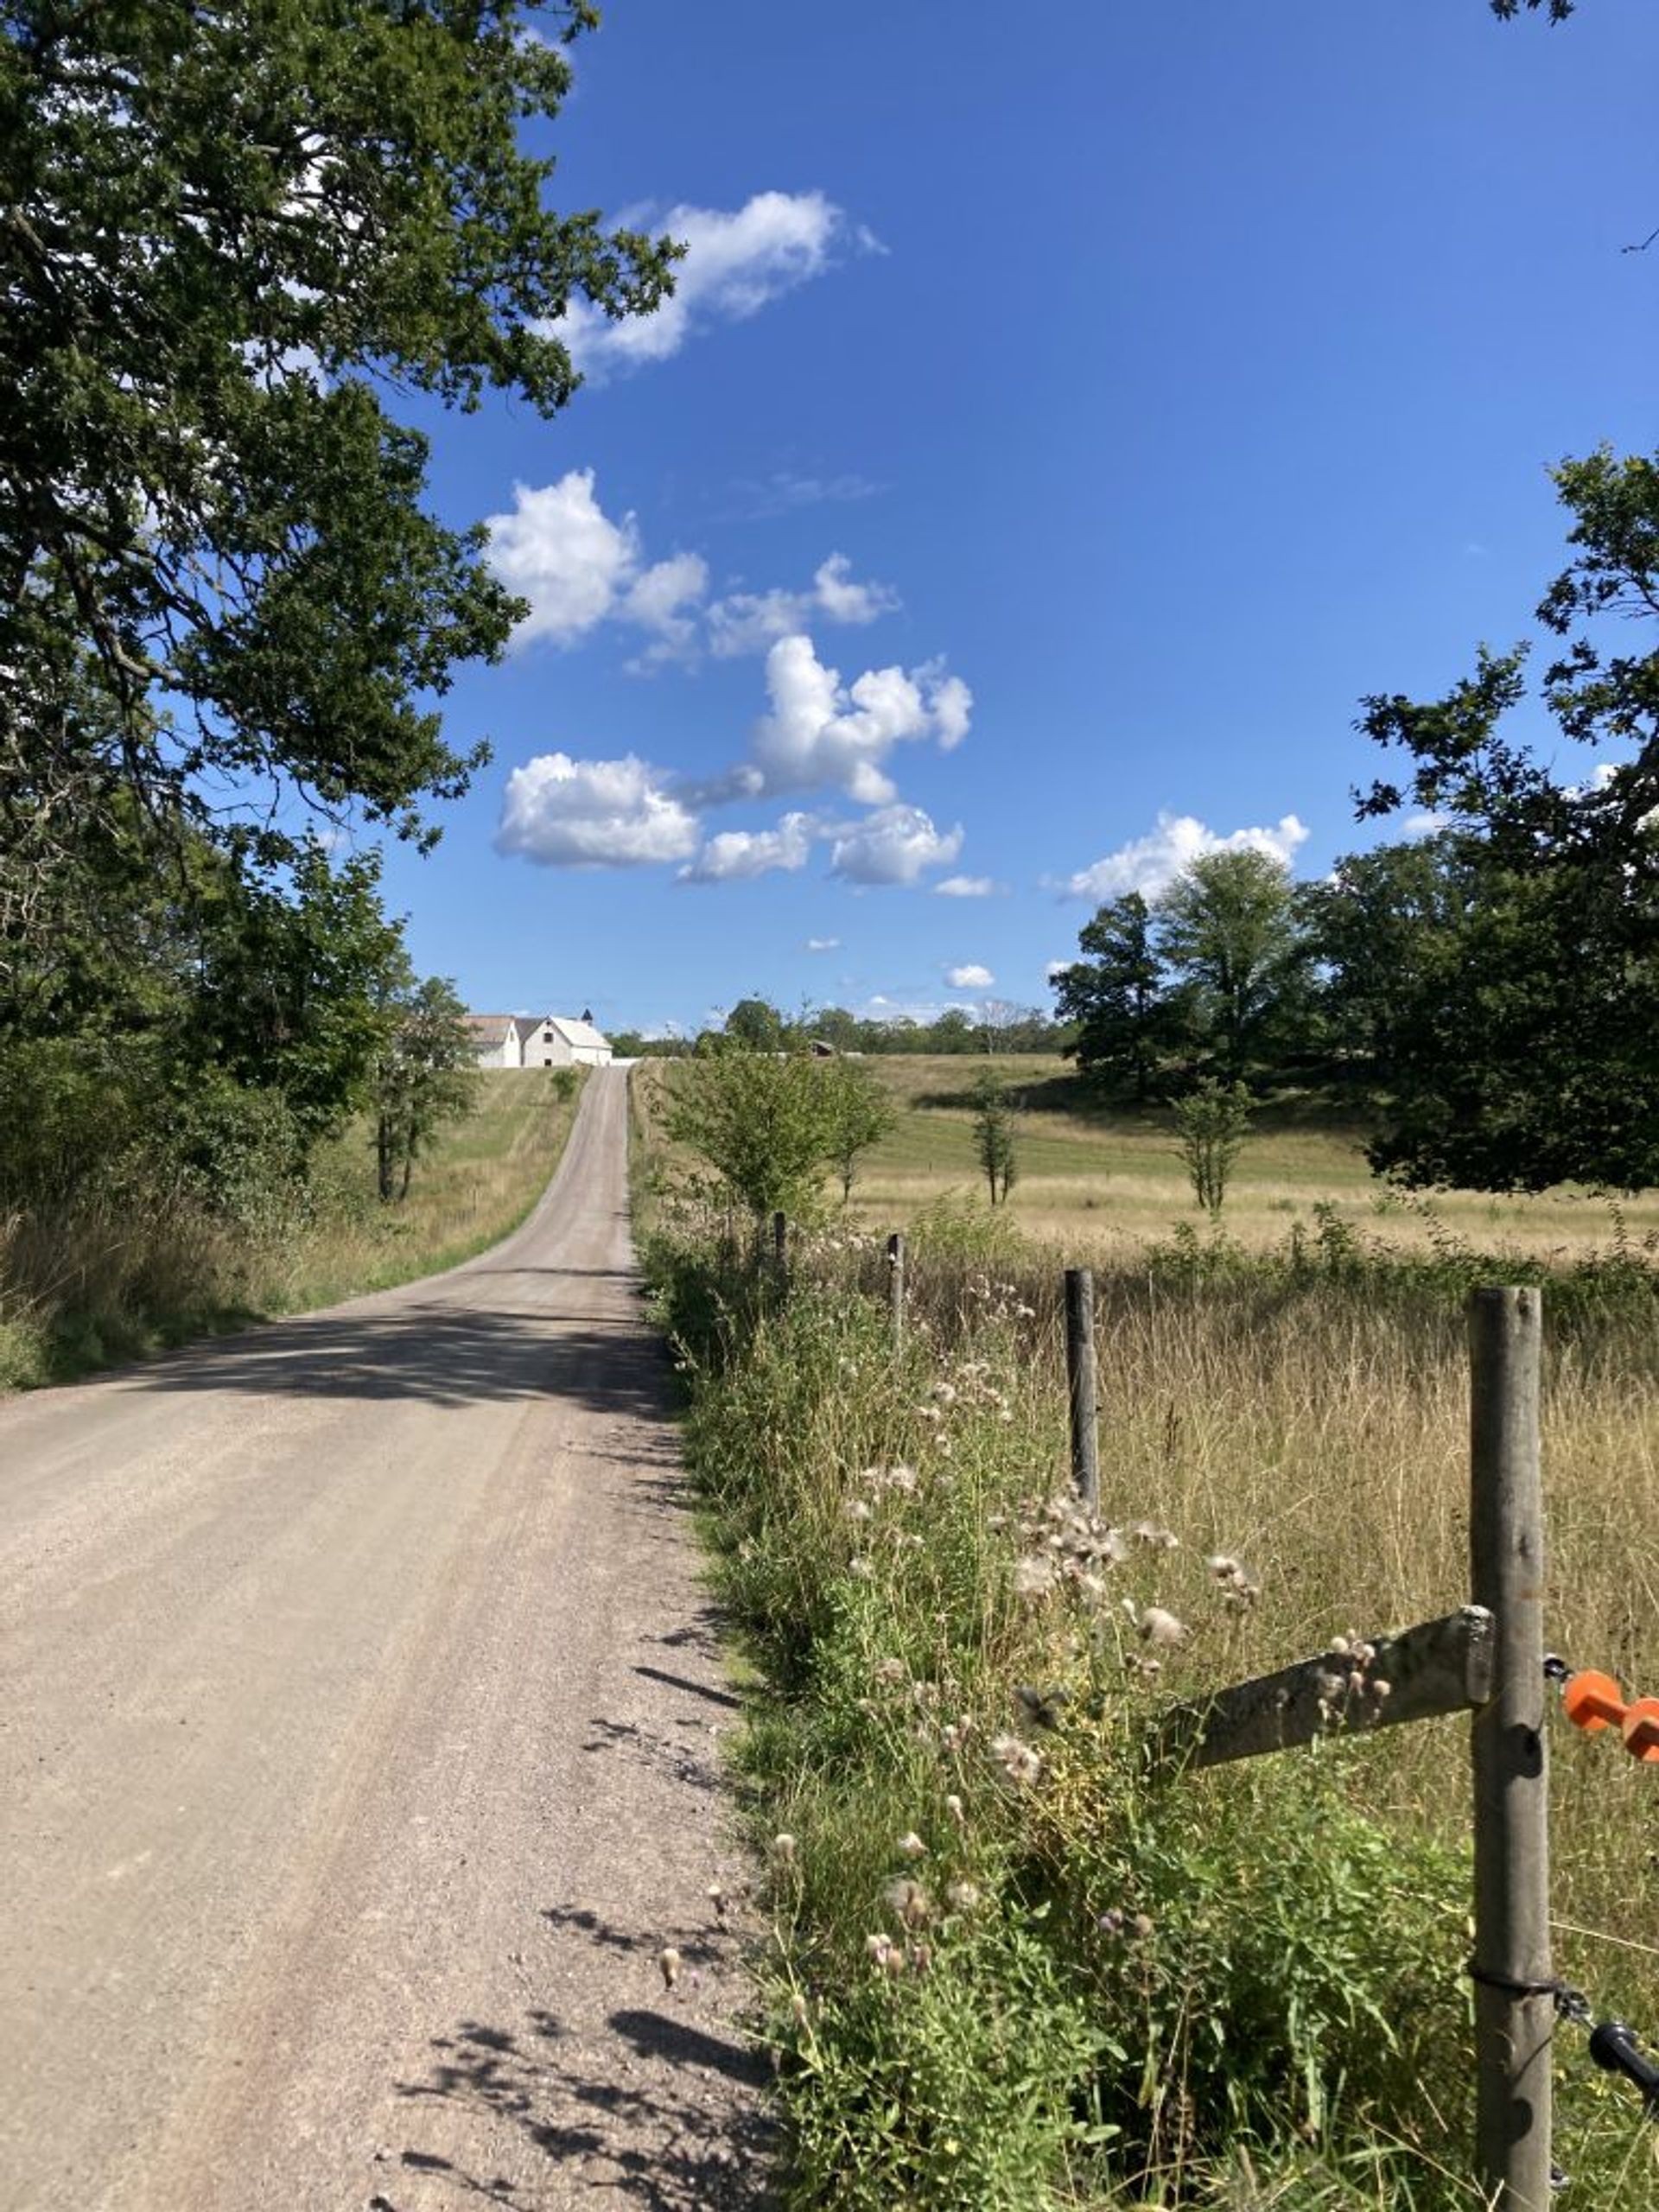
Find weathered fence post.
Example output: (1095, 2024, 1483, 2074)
(1065, 1267, 1099, 1510)
(1469, 1286, 1551, 2212)
(887, 1231, 906, 1351)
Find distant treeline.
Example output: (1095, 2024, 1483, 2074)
(609, 998, 1071, 1062)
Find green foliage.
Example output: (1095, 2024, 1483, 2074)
(1155, 850, 1310, 1086)
(1053, 892, 1169, 1103)
(971, 1068, 1020, 1205)
(821, 1056, 899, 1201)
(1175, 1078, 1255, 1217)
(2, 0, 677, 907)
(665, 1046, 838, 1224)
(372, 972, 477, 1203)
(1353, 449, 1659, 1192)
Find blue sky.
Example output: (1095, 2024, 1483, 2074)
(376, 0, 1657, 1038)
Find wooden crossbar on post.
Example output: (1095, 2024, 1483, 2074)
(1151, 1606, 1493, 1772)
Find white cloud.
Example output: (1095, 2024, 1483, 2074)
(707, 554, 899, 658)
(934, 874, 995, 899)
(1058, 810, 1310, 902)
(1046, 959, 1072, 982)
(804, 936, 841, 952)
(495, 752, 699, 868)
(750, 635, 971, 804)
(554, 191, 868, 374)
(947, 963, 994, 989)
(829, 804, 963, 887)
(486, 473, 639, 646)
(679, 811, 816, 884)
(621, 550, 710, 661)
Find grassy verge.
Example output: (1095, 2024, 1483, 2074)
(640, 1178, 1659, 2208)
(0, 1068, 583, 1389)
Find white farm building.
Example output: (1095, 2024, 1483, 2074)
(463, 1014, 613, 1071)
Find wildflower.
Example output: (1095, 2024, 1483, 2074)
(1012, 1554, 1056, 1599)
(658, 1946, 682, 1990)
(790, 1991, 810, 2025)
(843, 1498, 874, 1523)
(886, 1465, 919, 1496)
(885, 1877, 933, 1928)
(1128, 1520, 1179, 1550)
(931, 1381, 958, 1405)
(945, 1879, 981, 1912)
(874, 1656, 906, 1685)
(865, 1932, 895, 1968)
(896, 1830, 927, 1859)
(708, 1884, 728, 1923)
(1139, 1606, 1188, 1648)
(907, 1942, 933, 1974)
(1098, 1908, 1125, 1937)
(772, 1833, 798, 1866)
(849, 1555, 874, 1580)
(944, 1793, 966, 1828)
(1131, 1912, 1154, 1939)
(989, 1732, 1045, 1787)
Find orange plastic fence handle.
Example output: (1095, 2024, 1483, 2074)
(1562, 1669, 1627, 1735)
(1620, 1697, 1659, 1764)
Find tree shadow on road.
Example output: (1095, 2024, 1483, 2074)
(120, 1291, 675, 1418)
(388, 1997, 775, 2210)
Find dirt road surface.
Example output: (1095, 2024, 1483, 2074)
(1, 1068, 770, 2212)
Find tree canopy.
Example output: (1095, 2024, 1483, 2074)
(2, 0, 677, 941)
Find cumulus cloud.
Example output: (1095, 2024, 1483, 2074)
(829, 804, 963, 887)
(679, 810, 816, 884)
(554, 191, 871, 374)
(946, 963, 994, 989)
(487, 474, 901, 669)
(805, 936, 841, 951)
(1058, 810, 1309, 902)
(486, 473, 641, 646)
(934, 874, 995, 898)
(707, 555, 899, 658)
(495, 753, 699, 868)
(750, 635, 972, 804)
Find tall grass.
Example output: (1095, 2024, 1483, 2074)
(0, 1069, 582, 1390)
(643, 1187, 1659, 2209)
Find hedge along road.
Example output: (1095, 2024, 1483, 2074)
(0, 1066, 768, 2212)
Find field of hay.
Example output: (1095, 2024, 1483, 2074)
(830, 1055, 1659, 1264)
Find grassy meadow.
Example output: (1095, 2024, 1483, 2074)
(0, 1067, 583, 1389)
(633, 1056, 1659, 2208)
(829, 1055, 1659, 1265)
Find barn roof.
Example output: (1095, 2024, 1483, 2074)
(546, 1016, 610, 1052)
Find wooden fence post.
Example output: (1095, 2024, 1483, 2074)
(887, 1231, 906, 1351)
(1469, 1286, 1551, 2212)
(1065, 1267, 1099, 1510)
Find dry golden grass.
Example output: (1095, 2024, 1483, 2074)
(636, 1051, 1659, 1263)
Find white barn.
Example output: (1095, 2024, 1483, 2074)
(464, 1012, 613, 1071)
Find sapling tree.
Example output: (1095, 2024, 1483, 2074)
(1174, 1078, 1254, 1219)
(972, 1069, 1020, 1206)
(819, 1057, 896, 1203)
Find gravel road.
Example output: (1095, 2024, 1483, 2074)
(1, 1067, 770, 2212)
